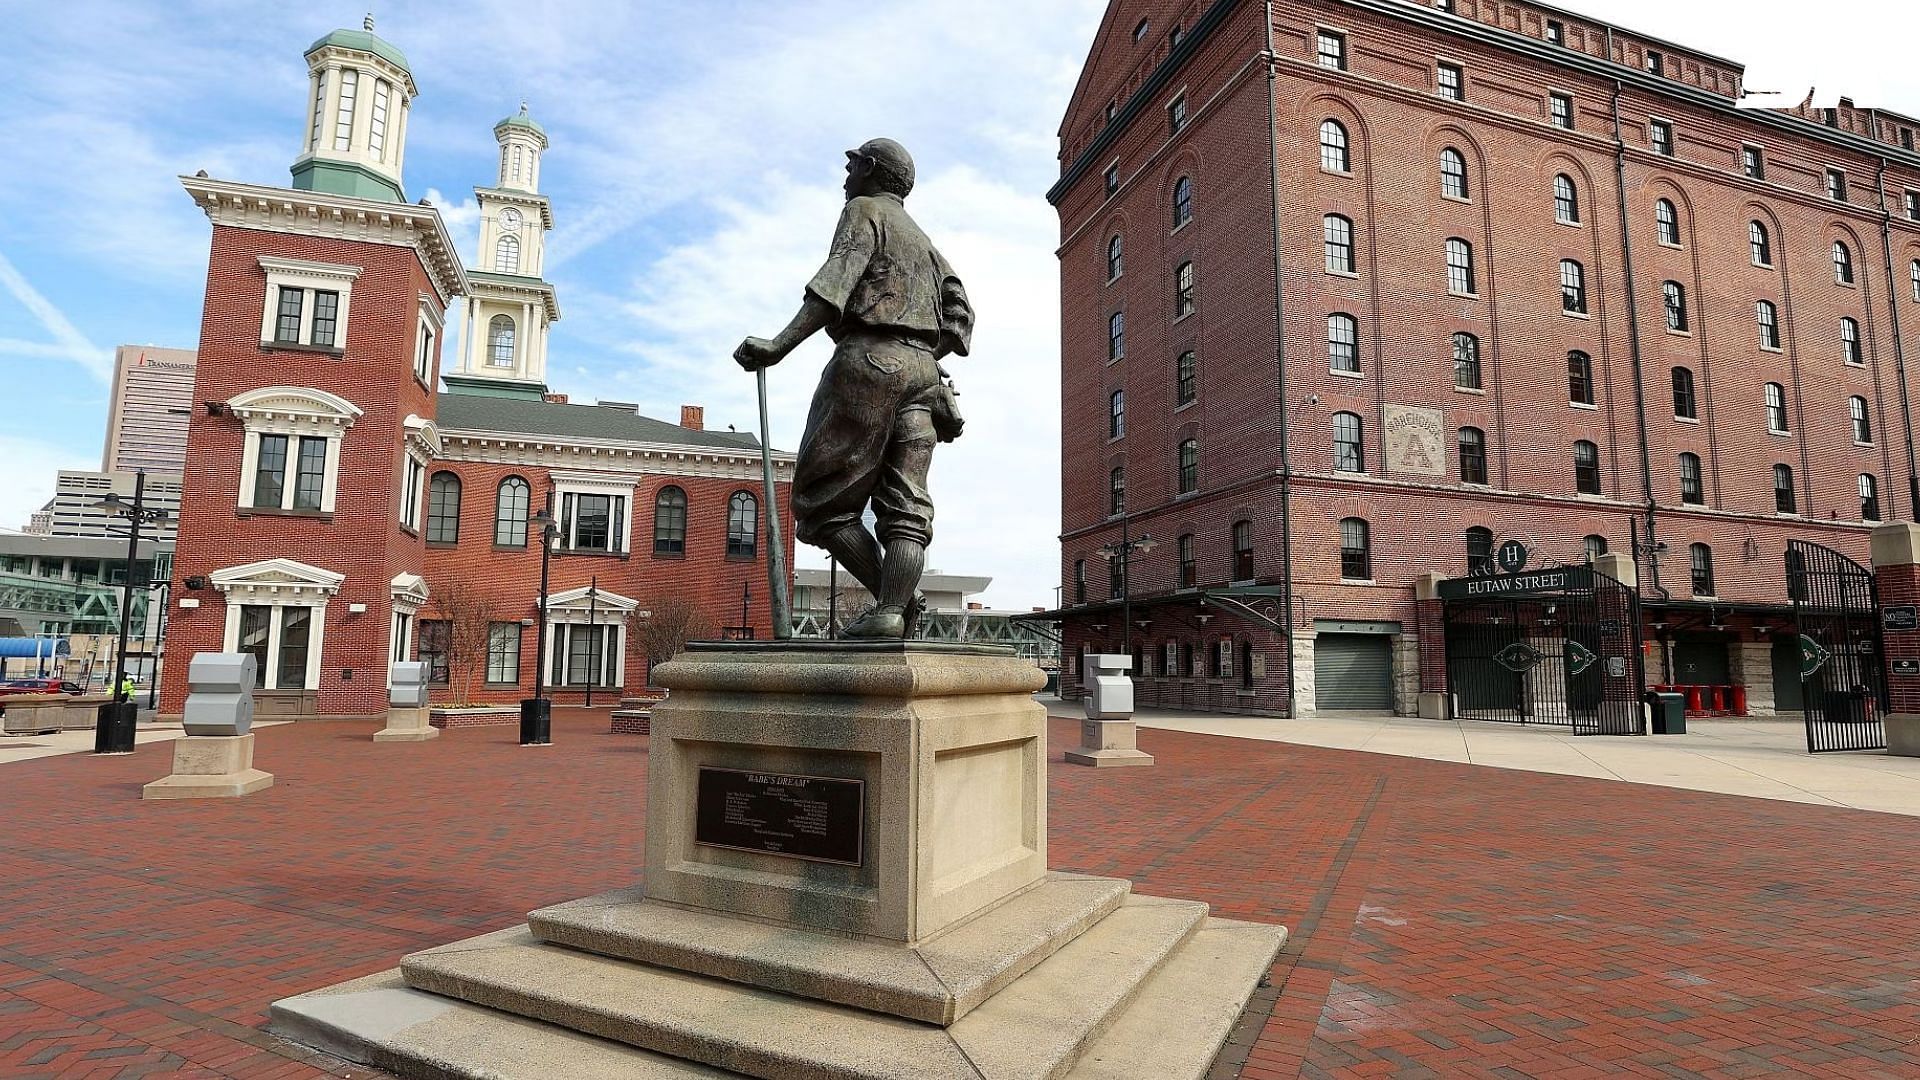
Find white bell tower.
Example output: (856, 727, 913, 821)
(447, 104, 561, 400)
(291, 15, 416, 202)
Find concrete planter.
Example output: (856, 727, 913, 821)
(2, 694, 75, 736)
(428, 705, 521, 730)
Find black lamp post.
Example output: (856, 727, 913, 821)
(90, 470, 169, 755)
(1093, 521, 1156, 652)
(520, 506, 560, 746)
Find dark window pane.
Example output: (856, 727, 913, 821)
(253, 435, 288, 508)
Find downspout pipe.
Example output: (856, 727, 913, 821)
(1610, 69, 1663, 597)
(1264, 1, 1300, 715)
(1872, 149, 1920, 518)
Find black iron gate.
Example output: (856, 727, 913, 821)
(1786, 540, 1886, 753)
(1440, 565, 1645, 735)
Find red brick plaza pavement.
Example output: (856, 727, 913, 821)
(2, 712, 1916, 1079)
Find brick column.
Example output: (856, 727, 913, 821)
(1413, 574, 1447, 719)
(1869, 524, 1920, 754)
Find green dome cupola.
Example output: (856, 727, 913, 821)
(290, 15, 417, 203)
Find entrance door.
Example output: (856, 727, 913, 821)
(1672, 637, 1732, 686)
(1770, 636, 1805, 712)
(1314, 633, 1393, 711)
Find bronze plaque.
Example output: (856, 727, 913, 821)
(694, 767, 865, 866)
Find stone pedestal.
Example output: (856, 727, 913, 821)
(270, 642, 1285, 1078)
(375, 706, 439, 742)
(1065, 718, 1155, 767)
(1887, 713, 1920, 757)
(1418, 691, 1448, 719)
(142, 733, 274, 800)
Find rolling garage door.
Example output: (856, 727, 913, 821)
(1314, 633, 1393, 711)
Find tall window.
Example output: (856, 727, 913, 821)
(1655, 199, 1680, 245)
(1756, 301, 1780, 349)
(1325, 215, 1355, 273)
(1765, 382, 1788, 433)
(1851, 396, 1872, 442)
(1742, 145, 1765, 180)
(727, 492, 758, 558)
(653, 486, 687, 554)
(308, 71, 327, 150)
(274, 287, 304, 344)
(1465, 527, 1494, 574)
(1446, 238, 1475, 294)
(1174, 261, 1195, 318)
(1167, 93, 1188, 135)
(277, 606, 313, 690)
(1678, 453, 1704, 504)
(253, 435, 288, 508)
(1177, 439, 1199, 494)
(1108, 389, 1126, 438)
(1320, 119, 1350, 172)
(310, 291, 340, 347)
(1841, 318, 1863, 365)
(1109, 467, 1125, 516)
(1909, 191, 1920, 222)
(1664, 281, 1688, 332)
(1437, 62, 1463, 101)
(1440, 148, 1469, 198)
(1176, 350, 1197, 405)
(1650, 119, 1674, 156)
(1232, 521, 1255, 581)
(1339, 518, 1371, 579)
(1861, 474, 1882, 521)
(1452, 332, 1481, 389)
(552, 624, 621, 689)
(1833, 241, 1855, 285)
(1108, 312, 1125, 360)
(1333, 412, 1364, 473)
(495, 477, 530, 547)
(1573, 440, 1601, 494)
(1172, 176, 1193, 227)
(426, 472, 461, 544)
(274, 437, 319, 516)
(1106, 235, 1123, 280)
(1560, 260, 1587, 314)
(1074, 560, 1087, 603)
(560, 492, 624, 553)
(488, 314, 516, 366)
(369, 80, 391, 160)
(333, 69, 358, 151)
(1104, 164, 1118, 195)
(414, 320, 434, 383)
(1584, 535, 1609, 560)
(1458, 426, 1487, 484)
(1317, 30, 1347, 70)
(1327, 314, 1359, 373)
(486, 623, 522, 684)
(1827, 168, 1848, 202)
(1750, 221, 1772, 266)
(1913, 260, 1920, 302)
(1553, 174, 1580, 224)
(417, 620, 449, 685)
(1550, 92, 1574, 129)
(1774, 464, 1797, 514)
(1545, 19, 1564, 45)
(1671, 366, 1696, 418)
(1689, 544, 1715, 597)
(1568, 351, 1594, 405)
(1178, 534, 1196, 588)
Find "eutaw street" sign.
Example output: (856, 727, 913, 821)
(1437, 565, 1591, 601)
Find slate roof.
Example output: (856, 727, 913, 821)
(434, 394, 770, 453)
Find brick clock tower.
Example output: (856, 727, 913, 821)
(162, 19, 468, 720)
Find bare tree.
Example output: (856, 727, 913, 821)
(432, 580, 499, 703)
(633, 595, 714, 680)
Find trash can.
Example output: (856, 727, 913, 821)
(1648, 691, 1687, 735)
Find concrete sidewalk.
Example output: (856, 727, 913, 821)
(0, 717, 291, 765)
(1044, 698, 1920, 817)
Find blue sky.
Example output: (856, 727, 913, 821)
(3, 1, 1916, 607)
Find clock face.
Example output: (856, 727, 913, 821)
(499, 207, 522, 233)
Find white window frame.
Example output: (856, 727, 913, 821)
(228, 386, 362, 514)
(552, 471, 640, 555)
(415, 293, 443, 386)
(210, 558, 344, 693)
(258, 256, 360, 350)
(399, 414, 440, 533)
(542, 585, 642, 689)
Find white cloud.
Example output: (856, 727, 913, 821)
(0, 251, 109, 381)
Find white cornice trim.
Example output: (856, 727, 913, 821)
(228, 385, 363, 427)
(181, 174, 469, 305)
(473, 186, 555, 230)
(466, 274, 563, 321)
(438, 428, 794, 481)
(258, 255, 364, 282)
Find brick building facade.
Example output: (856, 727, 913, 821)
(1051, 0, 1920, 718)
(160, 22, 791, 720)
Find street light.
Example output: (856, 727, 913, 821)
(520, 506, 561, 746)
(89, 472, 169, 754)
(1092, 524, 1156, 652)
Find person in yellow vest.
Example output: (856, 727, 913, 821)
(119, 675, 136, 702)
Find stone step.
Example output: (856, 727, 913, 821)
(1065, 918, 1289, 1080)
(528, 872, 1131, 1025)
(396, 893, 1210, 1079)
(267, 970, 730, 1079)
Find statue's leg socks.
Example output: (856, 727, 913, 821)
(878, 539, 926, 612)
(821, 525, 885, 597)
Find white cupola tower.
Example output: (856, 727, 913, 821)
(445, 104, 562, 401)
(291, 15, 416, 202)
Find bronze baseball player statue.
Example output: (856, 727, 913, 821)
(734, 139, 971, 639)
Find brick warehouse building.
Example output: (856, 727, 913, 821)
(159, 22, 792, 721)
(1049, 0, 1920, 720)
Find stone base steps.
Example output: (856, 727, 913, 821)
(271, 875, 1286, 1079)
